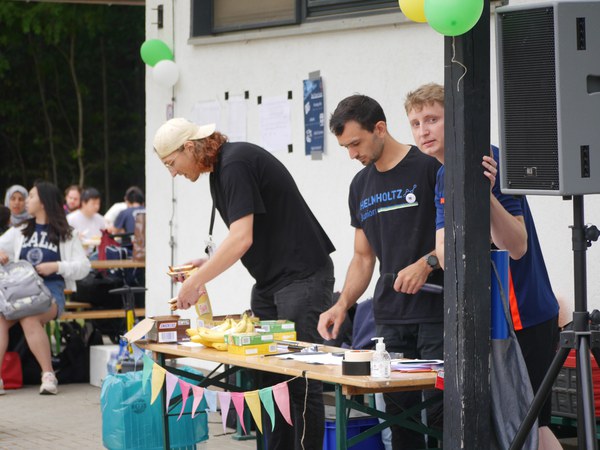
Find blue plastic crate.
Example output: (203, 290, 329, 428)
(323, 416, 385, 450)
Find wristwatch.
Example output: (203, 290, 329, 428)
(424, 254, 439, 270)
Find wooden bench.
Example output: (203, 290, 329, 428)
(63, 301, 93, 311)
(60, 308, 145, 321)
(49, 308, 145, 353)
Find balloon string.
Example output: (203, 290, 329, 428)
(451, 36, 468, 93)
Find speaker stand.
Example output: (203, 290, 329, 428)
(510, 195, 600, 450)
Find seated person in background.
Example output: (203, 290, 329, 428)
(0, 206, 10, 235)
(103, 200, 127, 231)
(4, 185, 31, 226)
(66, 187, 105, 250)
(63, 185, 81, 215)
(0, 181, 90, 395)
(109, 186, 145, 235)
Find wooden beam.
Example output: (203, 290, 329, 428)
(443, 1, 492, 448)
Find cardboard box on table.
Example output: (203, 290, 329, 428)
(124, 315, 190, 344)
(257, 320, 295, 333)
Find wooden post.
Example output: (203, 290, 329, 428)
(443, 1, 492, 448)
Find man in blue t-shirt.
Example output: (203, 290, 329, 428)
(405, 83, 561, 448)
(112, 186, 145, 235)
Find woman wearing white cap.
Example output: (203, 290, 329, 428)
(154, 117, 335, 450)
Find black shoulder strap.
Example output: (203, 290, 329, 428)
(209, 201, 216, 236)
(205, 202, 216, 257)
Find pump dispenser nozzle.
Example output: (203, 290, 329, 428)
(371, 337, 386, 351)
(370, 337, 391, 378)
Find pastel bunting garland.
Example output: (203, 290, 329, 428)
(142, 356, 294, 432)
(177, 379, 191, 421)
(272, 382, 293, 426)
(231, 392, 247, 434)
(190, 385, 205, 419)
(244, 391, 262, 433)
(217, 391, 232, 434)
(259, 387, 276, 431)
(165, 372, 178, 412)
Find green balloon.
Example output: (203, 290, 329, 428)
(140, 39, 174, 67)
(424, 0, 484, 36)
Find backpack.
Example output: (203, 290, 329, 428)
(0, 261, 53, 320)
(52, 321, 104, 384)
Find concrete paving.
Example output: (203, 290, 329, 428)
(0, 382, 255, 450)
(0, 381, 581, 449)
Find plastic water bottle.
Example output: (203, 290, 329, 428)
(106, 352, 119, 375)
(370, 337, 391, 379)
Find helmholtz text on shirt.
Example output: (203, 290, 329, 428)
(359, 185, 417, 211)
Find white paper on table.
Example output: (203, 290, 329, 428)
(391, 359, 444, 371)
(179, 342, 205, 348)
(259, 96, 291, 153)
(274, 353, 343, 365)
(190, 100, 222, 130)
(225, 95, 247, 142)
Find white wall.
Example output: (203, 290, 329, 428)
(143, 2, 600, 326)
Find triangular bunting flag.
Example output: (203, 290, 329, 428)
(231, 392, 247, 435)
(244, 390, 263, 434)
(190, 385, 205, 419)
(177, 379, 191, 421)
(165, 372, 178, 412)
(142, 354, 154, 393)
(131, 343, 144, 362)
(273, 382, 293, 426)
(204, 389, 218, 412)
(150, 364, 167, 405)
(259, 387, 276, 431)
(217, 391, 232, 434)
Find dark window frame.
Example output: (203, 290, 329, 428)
(191, 0, 398, 37)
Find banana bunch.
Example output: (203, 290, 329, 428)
(187, 314, 254, 350)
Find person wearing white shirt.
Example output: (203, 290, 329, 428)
(67, 187, 105, 250)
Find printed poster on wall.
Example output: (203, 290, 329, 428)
(303, 77, 324, 157)
(259, 96, 291, 153)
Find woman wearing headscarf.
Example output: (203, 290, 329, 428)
(4, 185, 31, 226)
(0, 182, 90, 395)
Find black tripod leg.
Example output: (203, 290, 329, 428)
(510, 345, 571, 450)
(576, 338, 598, 450)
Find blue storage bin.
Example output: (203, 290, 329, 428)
(323, 416, 385, 450)
(101, 368, 209, 450)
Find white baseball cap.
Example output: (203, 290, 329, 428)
(153, 118, 216, 158)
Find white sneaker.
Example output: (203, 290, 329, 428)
(40, 372, 58, 395)
(0, 379, 5, 395)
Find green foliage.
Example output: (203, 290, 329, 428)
(0, 2, 145, 209)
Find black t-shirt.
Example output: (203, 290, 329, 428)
(210, 142, 335, 295)
(349, 146, 443, 325)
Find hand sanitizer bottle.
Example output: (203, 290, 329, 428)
(370, 337, 391, 378)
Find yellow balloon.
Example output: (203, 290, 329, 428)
(399, 0, 427, 23)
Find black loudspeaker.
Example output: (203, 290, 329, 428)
(496, 1, 600, 195)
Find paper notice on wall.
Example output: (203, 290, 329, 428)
(190, 100, 222, 129)
(225, 95, 247, 142)
(259, 96, 291, 153)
